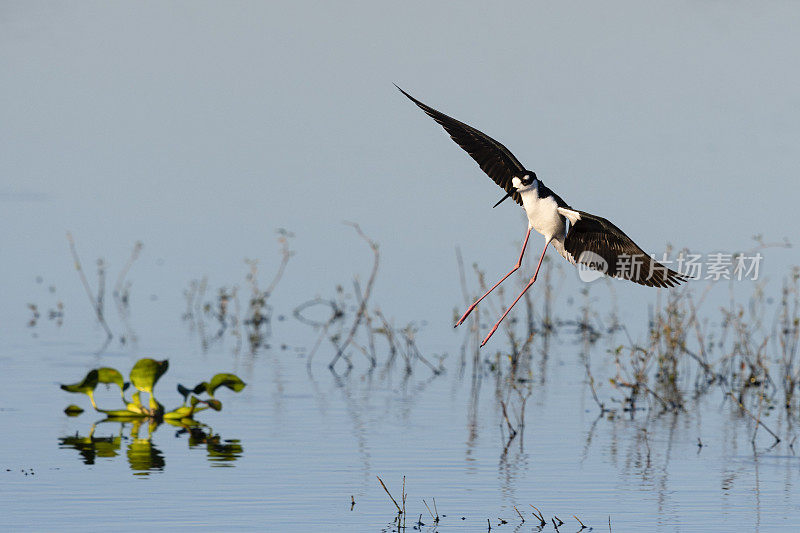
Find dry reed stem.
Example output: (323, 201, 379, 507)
(401, 475, 406, 516)
(728, 391, 780, 443)
(499, 399, 517, 439)
(530, 505, 545, 525)
(331, 222, 379, 369)
(585, 361, 606, 413)
(66, 232, 113, 342)
(376, 476, 402, 514)
(353, 279, 377, 364)
(423, 499, 435, 522)
(113, 240, 143, 299)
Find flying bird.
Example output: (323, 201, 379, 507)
(397, 86, 687, 347)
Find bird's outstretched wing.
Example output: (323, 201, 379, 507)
(558, 208, 688, 288)
(396, 85, 525, 206)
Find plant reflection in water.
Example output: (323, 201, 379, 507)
(59, 418, 243, 475)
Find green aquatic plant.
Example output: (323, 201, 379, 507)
(60, 369, 100, 408)
(60, 357, 245, 420)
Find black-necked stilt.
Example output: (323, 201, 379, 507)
(397, 86, 687, 347)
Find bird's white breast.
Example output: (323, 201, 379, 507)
(518, 185, 566, 241)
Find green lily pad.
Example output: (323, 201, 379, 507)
(191, 382, 209, 395)
(177, 384, 192, 402)
(177, 382, 207, 401)
(164, 405, 194, 419)
(64, 404, 84, 416)
(130, 359, 169, 393)
(206, 373, 246, 397)
(100, 409, 148, 419)
(205, 398, 223, 411)
(97, 367, 126, 396)
(61, 369, 99, 394)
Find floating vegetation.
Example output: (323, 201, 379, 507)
(59, 357, 245, 421)
(58, 361, 245, 474)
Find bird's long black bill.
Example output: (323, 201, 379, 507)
(492, 191, 512, 208)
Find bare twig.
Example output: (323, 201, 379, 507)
(401, 475, 406, 516)
(530, 505, 545, 526)
(113, 241, 143, 344)
(113, 241, 143, 299)
(353, 280, 377, 367)
(728, 392, 780, 443)
(66, 232, 113, 342)
(330, 222, 380, 369)
(585, 361, 606, 413)
(500, 400, 517, 439)
(376, 476, 402, 514)
(264, 229, 294, 297)
(423, 499, 435, 522)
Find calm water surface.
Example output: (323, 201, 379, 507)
(2, 304, 799, 531)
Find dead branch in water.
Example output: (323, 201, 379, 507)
(330, 222, 379, 369)
(376, 476, 402, 514)
(264, 229, 294, 298)
(113, 240, 143, 345)
(66, 232, 113, 344)
(728, 391, 780, 444)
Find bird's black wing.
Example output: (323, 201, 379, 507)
(396, 86, 525, 206)
(562, 209, 688, 288)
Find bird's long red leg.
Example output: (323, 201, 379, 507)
(455, 227, 532, 328)
(480, 239, 551, 347)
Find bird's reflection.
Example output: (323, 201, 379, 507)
(59, 418, 243, 475)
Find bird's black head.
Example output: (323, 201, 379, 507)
(512, 172, 537, 190)
(494, 172, 538, 207)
